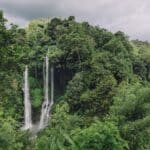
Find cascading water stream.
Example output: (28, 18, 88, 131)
(44, 65, 54, 126)
(22, 65, 32, 130)
(39, 56, 54, 130)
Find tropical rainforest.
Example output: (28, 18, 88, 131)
(0, 10, 150, 150)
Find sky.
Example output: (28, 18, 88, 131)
(0, 0, 150, 41)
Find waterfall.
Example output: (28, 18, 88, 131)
(23, 65, 32, 130)
(21, 55, 54, 132)
(39, 56, 54, 130)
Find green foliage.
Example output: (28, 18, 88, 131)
(0, 10, 7, 47)
(58, 32, 94, 70)
(29, 77, 43, 108)
(72, 121, 128, 150)
(65, 60, 117, 116)
(0, 116, 31, 150)
(0, 11, 149, 150)
(26, 18, 50, 46)
(35, 102, 84, 150)
(110, 82, 150, 149)
(31, 88, 42, 108)
(47, 45, 64, 64)
(103, 37, 126, 54)
(35, 103, 128, 150)
(132, 40, 150, 81)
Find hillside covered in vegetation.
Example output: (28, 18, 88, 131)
(0, 11, 150, 150)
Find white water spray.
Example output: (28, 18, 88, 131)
(22, 65, 32, 130)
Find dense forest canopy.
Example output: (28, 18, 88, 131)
(0, 10, 150, 150)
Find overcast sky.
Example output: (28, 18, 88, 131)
(0, 0, 150, 41)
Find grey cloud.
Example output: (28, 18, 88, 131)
(0, 0, 150, 41)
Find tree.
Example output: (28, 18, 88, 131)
(110, 82, 150, 149)
(72, 121, 128, 150)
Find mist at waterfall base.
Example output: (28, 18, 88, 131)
(21, 56, 54, 134)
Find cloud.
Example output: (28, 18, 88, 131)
(4, 12, 28, 27)
(0, 0, 150, 41)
